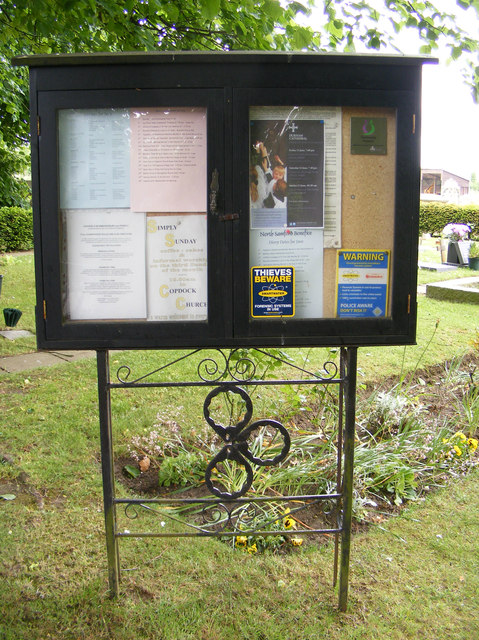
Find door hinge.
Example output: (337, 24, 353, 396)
(43, 299, 47, 320)
(37, 116, 41, 136)
(407, 294, 411, 314)
(412, 114, 416, 135)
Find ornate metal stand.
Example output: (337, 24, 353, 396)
(97, 347, 357, 610)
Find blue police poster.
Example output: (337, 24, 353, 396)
(336, 251, 390, 318)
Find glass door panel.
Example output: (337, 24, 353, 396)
(58, 106, 209, 324)
(249, 106, 329, 321)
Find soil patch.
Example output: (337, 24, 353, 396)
(0, 473, 44, 508)
(114, 352, 479, 537)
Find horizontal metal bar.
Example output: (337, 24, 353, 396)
(108, 377, 343, 390)
(115, 493, 342, 506)
(116, 527, 342, 539)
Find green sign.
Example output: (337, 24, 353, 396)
(350, 117, 387, 155)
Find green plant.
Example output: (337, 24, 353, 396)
(359, 388, 422, 440)
(469, 241, 479, 258)
(442, 431, 478, 459)
(157, 451, 206, 487)
(419, 202, 479, 237)
(455, 388, 479, 438)
(0, 206, 33, 252)
(231, 505, 304, 554)
(227, 347, 293, 382)
(0, 143, 31, 209)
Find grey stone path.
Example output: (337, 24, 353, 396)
(0, 349, 95, 374)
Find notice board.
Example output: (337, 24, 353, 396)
(14, 52, 429, 349)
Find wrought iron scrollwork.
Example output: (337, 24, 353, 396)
(203, 385, 290, 499)
(113, 347, 341, 387)
(117, 494, 341, 537)
(197, 349, 257, 382)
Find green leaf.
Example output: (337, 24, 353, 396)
(291, 27, 314, 50)
(124, 0, 136, 12)
(235, 20, 248, 37)
(166, 4, 180, 23)
(123, 465, 141, 478)
(263, 0, 284, 22)
(451, 45, 464, 60)
(289, 2, 309, 15)
(201, 0, 221, 21)
(0, 494, 16, 500)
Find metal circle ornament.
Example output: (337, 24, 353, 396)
(203, 384, 253, 437)
(203, 385, 290, 499)
(238, 419, 291, 467)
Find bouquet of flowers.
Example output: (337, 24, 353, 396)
(442, 223, 470, 241)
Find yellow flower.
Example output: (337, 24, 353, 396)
(247, 543, 258, 554)
(283, 507, 295, 530)
(453, 445, 463, 457)
(468, 438, 478, 452)
(235, 536, 247, 548)
(452, 432, 467, 442)
(290, 537, 303, 547)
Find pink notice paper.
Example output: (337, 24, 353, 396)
(130, 108, 207, 213)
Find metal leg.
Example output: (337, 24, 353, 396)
(338, 347, 358, 611)
(97, 350, 120, 597)
(333, 347, 346, 587)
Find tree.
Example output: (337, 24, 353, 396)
(0, 0, 478, 205)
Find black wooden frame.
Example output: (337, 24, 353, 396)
(15, 52, 429, 350)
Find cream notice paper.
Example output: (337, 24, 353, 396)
(146, 214, 208, 321)
(63, 209, 147, 320)
(130, 108, 207, 213)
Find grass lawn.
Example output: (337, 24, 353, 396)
(1, 446, 477, 639)
(1, 249, 478, 638)
(0, 252, 36, 356)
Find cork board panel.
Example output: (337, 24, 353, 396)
(323, 107, 397, 317)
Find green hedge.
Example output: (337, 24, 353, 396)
(0, 206, 34, 252)
(419, 203, 479, 237)
(0, 203, 477, 252)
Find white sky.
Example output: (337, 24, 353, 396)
(421, 61, 479, 179)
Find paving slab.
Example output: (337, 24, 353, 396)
(0, 330, 34, 341)
(0, 350, 95, 373)
(418, 262, 458, 272)
(426, 276, 479, 304)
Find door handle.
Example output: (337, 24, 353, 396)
(210, 168, 219, 215)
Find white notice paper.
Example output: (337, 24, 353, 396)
(130, 108, 207, 213)
(146, 214, 208, 321)
(250, 228, 323, 319)
(64, 209, 147, 320)
(58, 109, 130, 209)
